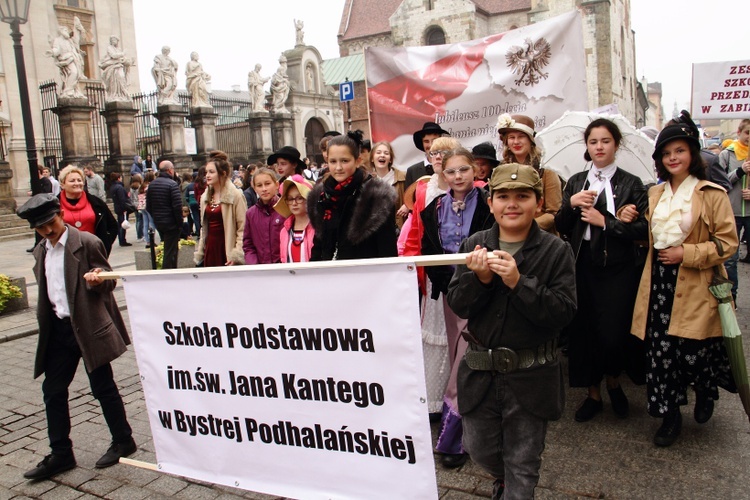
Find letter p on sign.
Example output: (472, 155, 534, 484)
(339, 81, 354, 102)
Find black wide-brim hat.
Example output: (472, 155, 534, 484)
(471, 142, 500, 166)
(413, 122, 449, 151)
(268, 146, 301, 166)
(652, 124, 701, 160)
(17, 193, 61, 228)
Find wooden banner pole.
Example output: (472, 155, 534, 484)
(97, 253, 470, 280)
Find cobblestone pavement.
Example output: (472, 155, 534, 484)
(1, 232, 750, 499)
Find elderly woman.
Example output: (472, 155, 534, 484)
(497, 114, 562, 233)
(58, 165, 118, 255)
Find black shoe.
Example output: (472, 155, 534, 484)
(740, 256, 750, 263)
(492, 479, 505, 499)
(95, 438, 137, 468)
(574, 397, 603, 422)
(23, 453, 76, 480)
(428, 412, 441, 423)
(608, 386, 629, 418)
(120, 242, 133, 247)
(654, 411, 682, 447)
(26, 247, 35, 253)
(694, 391, 714, 424)
(441, 453, 467, 469)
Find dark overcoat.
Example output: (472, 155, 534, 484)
(32, 225, 130, 378)
(446, 222, 577, 420)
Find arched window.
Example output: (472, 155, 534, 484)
(304, 118, 326, 165)
(425, 27, 446, 46)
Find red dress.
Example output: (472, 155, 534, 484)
(203, 204, 226, 267)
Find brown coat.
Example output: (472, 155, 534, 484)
(631, 180, 738, 341)
(536, 167, 562, 232)
(32, 225, 130, 378)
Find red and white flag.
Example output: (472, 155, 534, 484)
(366, 10, 588, 168)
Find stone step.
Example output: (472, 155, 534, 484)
(0, 231, 33, 244)
(0, 213, 27, 230)
(0, 224, 32, 235)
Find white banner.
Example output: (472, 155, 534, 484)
(366, 10, 587, 168)
(692, 60, 750, 119)
(122, 262, 436, 499)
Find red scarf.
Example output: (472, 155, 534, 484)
(60, 193, 96, 234)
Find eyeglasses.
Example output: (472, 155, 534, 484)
(428, 150, 449, 158)
(285, 196, 307, 205)
(442, 165, 473, 176)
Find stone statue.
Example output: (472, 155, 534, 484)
(151, 46, 179, 105)
(98, 36, 134, 103)
(185, 52, 211, 108)
(247, 64, 270, 113)
(46, 16, 86, 99)
(271, 55, 290, 113)
(306, 65, 315, 93)
(294, 19, 304, 46)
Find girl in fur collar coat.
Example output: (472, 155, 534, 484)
(308, 131, 397, 260)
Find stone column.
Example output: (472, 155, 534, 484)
(155, 104, 194, 174)
(0, 160, 14, 211)
(189, 106, 218, 164)
(53, 97, 98, 168)
(271, 111, 294, 151)
(102, 101, 138, 179)
(248, 111, 274, 163)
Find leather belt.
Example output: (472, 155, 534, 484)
(464, 339, 558, 374)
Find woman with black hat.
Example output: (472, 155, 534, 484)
(496, 114, 562, 233)
(630, 115, 738, 447)
(471, 142, 500, 183)
(555, 118, 649, 424)
(268, 146, 303, 184)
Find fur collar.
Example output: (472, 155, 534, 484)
(308, 176, 396, 246)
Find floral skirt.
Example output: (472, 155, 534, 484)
(645, 257, 736, 417)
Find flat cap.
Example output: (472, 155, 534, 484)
(17, 193, 61, 228)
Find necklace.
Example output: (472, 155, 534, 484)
(66, 197, 83, 227)
(210, 189, 221, 208)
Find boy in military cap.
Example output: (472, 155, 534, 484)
(446, 164, 577, 499)
(17, 194, 136, 480)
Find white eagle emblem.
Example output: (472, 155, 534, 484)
(506, 38, 552, 87)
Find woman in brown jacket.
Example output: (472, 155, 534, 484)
(630, 117, 738, 447)
(496, 113, 562, 233)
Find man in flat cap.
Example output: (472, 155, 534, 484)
(17, 194, 136, 480)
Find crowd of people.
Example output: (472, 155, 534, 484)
(18, 114, 750, 498)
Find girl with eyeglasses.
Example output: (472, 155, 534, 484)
(420, 147, 494, 469)
(274, 176, 315, 263)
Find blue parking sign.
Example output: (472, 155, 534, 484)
(339, 81, 354, 102)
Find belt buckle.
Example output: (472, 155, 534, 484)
(492, 347, 519, 373)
